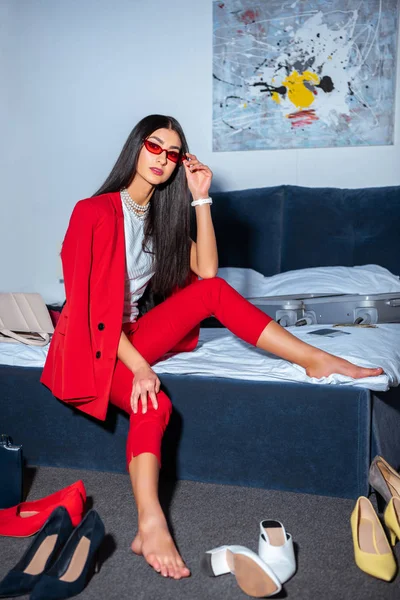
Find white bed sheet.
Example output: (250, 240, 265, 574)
(153, 324, 400, 392)
(217, 265, 400, 298)
(2, 324, 399, 392)
(0, 343, 49, 368)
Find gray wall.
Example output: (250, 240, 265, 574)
(1, 0, 400, 302)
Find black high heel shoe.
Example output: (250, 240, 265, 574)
(30, 510, 105, 600)
(0, 506, 74, 598)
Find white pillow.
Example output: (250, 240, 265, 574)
(217, 265, 400, 298)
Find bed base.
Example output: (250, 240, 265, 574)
(2, 365, 400, 499)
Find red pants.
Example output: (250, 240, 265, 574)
(109, 277, 272, 468)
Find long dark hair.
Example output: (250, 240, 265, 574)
(93, 115, 191, 312)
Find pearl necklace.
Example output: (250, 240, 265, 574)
(121, 188, 150, 220)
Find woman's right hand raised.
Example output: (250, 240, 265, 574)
(130, 362, 161, 414)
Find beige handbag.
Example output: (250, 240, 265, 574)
(0, 293, 54, 347)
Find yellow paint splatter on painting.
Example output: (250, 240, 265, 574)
(282, 70, 320, 109)
(272, 92, 280, 104)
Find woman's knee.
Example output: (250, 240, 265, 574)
(197, 276, 231, 312)
(197, 276, 229, 294)
(129, 391, 172, 432)
(156, 390, 172, 424)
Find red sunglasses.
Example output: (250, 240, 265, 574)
(143, 139, 185, 164)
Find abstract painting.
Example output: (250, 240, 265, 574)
(213, 0, 399, 151)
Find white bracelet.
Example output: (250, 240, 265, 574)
(191, 197, 213, 207)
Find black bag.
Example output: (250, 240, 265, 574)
(0, 434, 23, 509)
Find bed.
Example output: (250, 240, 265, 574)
(1, 184, 400, 499)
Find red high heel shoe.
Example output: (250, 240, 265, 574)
(0, 481, 86, 537)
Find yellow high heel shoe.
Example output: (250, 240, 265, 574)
(384, 496, 400, 547)
(350, 496, 396, 581)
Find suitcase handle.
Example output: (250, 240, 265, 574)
(386, 299, 400, 307)
(0, 434, 12, 447)
(0, 434, 21, 450)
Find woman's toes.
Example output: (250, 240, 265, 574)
(134, 521, 189, 579)
(147, 554, 161, 573)
(173, 570, 182, 580)
(167, 564, 176, 579)
(160, 564, 169, 578)
(358, 366, 383, 378)
(180, 565, 191, 578)
(370, 367, 383, 375)
(176, 560, 189, 577)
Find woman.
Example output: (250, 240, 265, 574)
(41, 114, 383, 580)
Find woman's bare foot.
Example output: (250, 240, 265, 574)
(131, 511, 190, 580)
(257, 321, 384, 380)
(306, 352, 384, 380)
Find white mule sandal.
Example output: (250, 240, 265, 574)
(258, 520, 296, 584)
(201, 545, 282, 598)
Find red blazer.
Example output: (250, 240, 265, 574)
(41, 192, 126, 421)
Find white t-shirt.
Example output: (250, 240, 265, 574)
(122, 199, 155, 323)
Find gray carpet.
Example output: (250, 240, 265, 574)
(1, 466, 399, 600)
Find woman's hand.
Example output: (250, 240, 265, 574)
(183, 153, 213, 200)
(130, 362, 161, 414)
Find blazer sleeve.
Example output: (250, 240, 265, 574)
(59, 200, 98, 401)
(61, 200, 95, 308)
(41, 200, 98, 403)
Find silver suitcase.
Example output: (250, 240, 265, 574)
(248, 297, 303, 326)
(248, 294, 346, 326)
(249, 293, 400, 326)
(302, 293, 400, 325)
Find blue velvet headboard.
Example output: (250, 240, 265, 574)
(210, 185, 400, 277)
